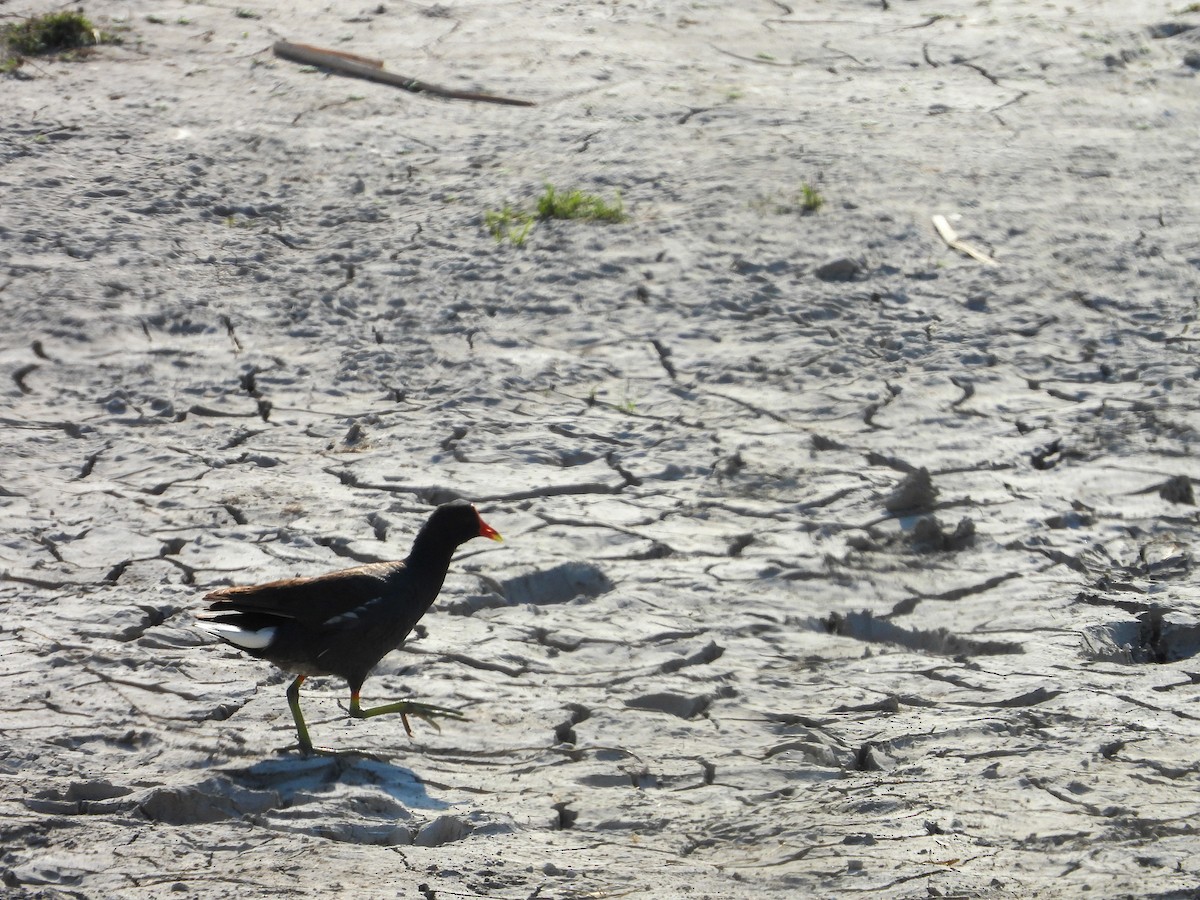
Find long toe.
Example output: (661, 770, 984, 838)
(409, 702, 467, 721)
(404, 702, 468, 734)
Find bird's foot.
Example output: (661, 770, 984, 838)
(346, 698, 468, 737)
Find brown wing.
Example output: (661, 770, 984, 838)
(202, 561, 405, 630)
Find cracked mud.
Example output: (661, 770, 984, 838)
(2, 0, 1200, 898)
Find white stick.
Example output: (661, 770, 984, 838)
(932, 214, 998, 266)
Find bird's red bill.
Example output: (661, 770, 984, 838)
(478, 517, 503, 542)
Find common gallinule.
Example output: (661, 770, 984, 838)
(196, 500, 501, 754)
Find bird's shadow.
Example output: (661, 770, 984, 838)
(221, 752, 451, 811)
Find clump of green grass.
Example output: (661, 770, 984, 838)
(484, 204, 535, 247)
(536, 184, 626, 223)
(485, 183, 627, 246)
(751, 181, 826, 216)
(799, 182, 824, 214)
(1, 10, 119, 72)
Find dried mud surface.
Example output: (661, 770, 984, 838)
(2, 0, 1199, 897)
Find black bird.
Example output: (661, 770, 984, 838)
(197, 500, 502, 754)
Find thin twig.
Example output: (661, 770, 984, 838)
(273, 40, 535, 107)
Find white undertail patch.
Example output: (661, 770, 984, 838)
(196, 620, 278, 650)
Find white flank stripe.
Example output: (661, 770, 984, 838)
(197, 620, 277, 650)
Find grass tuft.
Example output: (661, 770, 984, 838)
(484, 205, 535, 247)
(1, 10, 120, 72)
(485, 183, 627, 246)
(752, 181, 826, 216)
(536, 184, 626, 223)
(799, 182, 824, 214)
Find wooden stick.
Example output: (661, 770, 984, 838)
(278, 41, 384, 69)
(931, 214, 998, 266)
(272, 40, 536, 107)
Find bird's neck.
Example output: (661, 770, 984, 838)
(405, 531, 458, 577)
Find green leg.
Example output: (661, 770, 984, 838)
(286, 675, 316, 755)
(347, 691, 467, 737)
